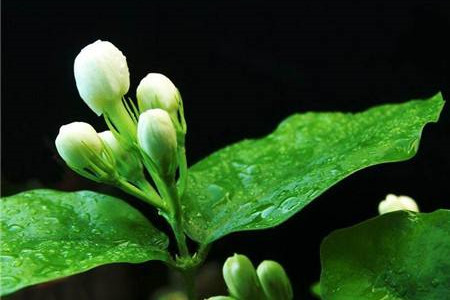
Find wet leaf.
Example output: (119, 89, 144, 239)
(320, 210, 450, 300)
(182, 94, 444, 243)
(0, 189, 169, 296)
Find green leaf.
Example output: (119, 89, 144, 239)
(0, 189, 169, 296)
(182, 93, 444, 243)
(320, 210, 450, 300)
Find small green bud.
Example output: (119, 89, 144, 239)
(98, 130, 143, 180)
(74, 40, 130, 116)
(257, 260, 293, 300)
(378, 194, 419, 215)
(223, 254, 265, 300)
(55, 122, 104, 170)
(310, 281, 321, 299)
(137, 109, 178, 176)
(207, 297, 237, 300)
(137, 73, 180, 115)
(157, 291, 187, 300)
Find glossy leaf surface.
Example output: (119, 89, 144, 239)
(0, 189, 169, 296)
(320, 210, 450, 300)
(182, 94, 444, 243)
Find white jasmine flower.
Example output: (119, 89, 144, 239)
(378, 194, 419, 215)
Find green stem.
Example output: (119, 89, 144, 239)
(163, 177, 200, 299)
(181, 267, 197, 300)
(196, 243, 211, 262)
(116, 179, 166, 211)
(133, 177, 165, 207)
(177, 146, 188, 197)
(105, 100, 137, 143)
(178, 95, 187, 132)
(172, 216, 189, 257)
(138, 122, 198, 298)
(165, 181, 190, 257)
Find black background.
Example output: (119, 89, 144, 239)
(2, 0, 450, 299)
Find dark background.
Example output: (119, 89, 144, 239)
(2, 0, 450, 299)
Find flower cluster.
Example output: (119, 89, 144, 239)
(55, 40, 187, 212)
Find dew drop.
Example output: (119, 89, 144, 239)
(117, 241, 130, 247)
(207, 184, 226, 202)
(431, 278, 440, 287)
(7, 224, 24, 232)
(280, 197, 300, 212)
(2, 276, 21, 287)
(0, 255, 16, 264)
(261, 206, 276, 219)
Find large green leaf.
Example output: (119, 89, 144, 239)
(0, 189, 169, 296)
(320, 210, 450, 300)
(182, 94, 444, 243)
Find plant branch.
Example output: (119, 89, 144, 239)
(166, 182, 190, 257)
(181, 267, 197, 300)
(177, 146, 188, 197)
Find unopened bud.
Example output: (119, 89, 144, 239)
(55, 122, 103, 170)
(378, 194, 419, 215)
(74, 40, 130, 116)
(98, 131, 142, 180)
(257, 260, 293, 300)
(137, 73, 180, 115)
(137, 109, 177, 175)
(223, 254, 265, 300)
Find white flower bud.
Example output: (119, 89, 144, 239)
(137, 109, 178, 175)
(74, 40, 130, 116)
(98, 130, 142, 179)
(55, 122, 103, 169)
(137, 73, 180, 115)
(378, 194, 419, 215)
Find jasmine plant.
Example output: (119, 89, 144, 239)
(1, 40, 448, 300)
